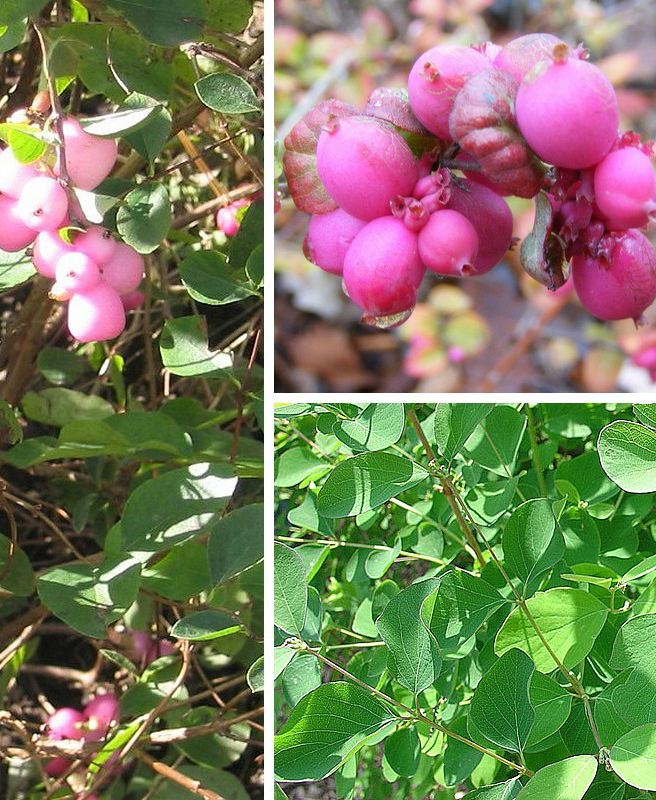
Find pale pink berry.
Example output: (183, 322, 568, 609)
(55, 117, 118, 191)
(0, 147, 40, 198)
(55, 252, 101, 293)
(594, 146, 656, 230)
(100, 242, 144, 293)
(0, 195, 37, 252)
(16, 176, 69, 232)
(32, 229, 75, 277)
(343, 216, 425, 326)
(572, 229, 656, 321)
(418, 209, 479, 276)
(74, 225, 117, 264)
(67, 283, 126, 342)
(516, 51, 619, 169)
(493, 33, 566, 83)
(84, 693, 119, 741)
(407, 45, 490, 140)
(316, 115, 419, 220)
(148, 638, 176, 662)
(50, 281, 72, 302)
(303, 208, 367, 275)
(217, 199, 250, 237)
(47, 707, 86, 740)
(121, 290, 145, 311)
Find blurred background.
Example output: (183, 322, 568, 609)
(274, 0, 656, 393)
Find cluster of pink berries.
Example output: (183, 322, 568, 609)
(45, 691, 120, 785)
(216, 196, 251, 237)
(0, 116, 145, 342)
(285, 34, 656, 327)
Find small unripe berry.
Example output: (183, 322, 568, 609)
(67, 283, 126, 342)
(516, 51, 619, 169)
(74, 225, 117, 265)
(343, 216, 425, 326)
(0, 195, 37, 252)
(303, 208, 367, 275)
(572, 229, 656, 321)
(0, 148, 40, 198)
(407, 45, 490, 140)
(16, 176, 69, 232)
(418, 209, 479, 276)
(32, 229, 75, 277)
(316, 115, 419, 220)
(47, 707, 86, 740)
(55, 252, 102, 293)
(101, 242, 144, 293)
(55, 117, 118, 191)
(593, 146, 656, 230)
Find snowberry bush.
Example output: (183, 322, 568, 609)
(0, 2, 263, 800)
(274, 402, 656, 800)
(282, 34, 656, 327)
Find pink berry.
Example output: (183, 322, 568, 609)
(0, 195, 37, 252)
(67, 283, 126, 342)
(316, 115, 419, 220)
(303, 208, 367, 275)
(217, 206, 241, 237)
(493, 33, 566, 83)
(74, 225, 117, 264)
(16, 176, 69, 232)
(343, 216, 425, 326)
(100, 242, 144, 293)
(55, 117, 118, 191)
(85, 693, 119, 741)
(46, 756, 73, 777)
(147, 638, 176, 662)
(447, 180, 513, 273)
(32, 229, 75, 277)
(516, 51, 619, 169)
(121, 290, 145, 311)
(594, 147, 656, 230)
(0, 147, 40, 198)
(407, 45, 490, 140)
(572, 229, 656, 321)
(453, 150, 511, 196)
(418, 209, 479, 276)
(634, 346, 656, 372)
(130, 629, 153, 664)
(50, 281, 72, 302)
(55, 252, 102, 293)
(47, 707, 86, 740)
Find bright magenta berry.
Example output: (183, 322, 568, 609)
(303, 208, 367, 275)
(418, 209, 479, 276)
(84, 693, 119, 741)
(493, 33, 566, 83)
(46, 707, 86, 740)
(593, 146, 656, 230)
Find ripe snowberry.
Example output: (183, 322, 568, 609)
(515, 49, 619, 169)
(84, 693, 119, 741)
(418, 209, 480, 276)
(32, 229, 75, 277)
(217, 199, 250, 237)
(343, 216, 425, 326)
(407, 45, 490, 140)
(571, 229, 656, 321)
(303, 208, 367, 274)
(67, 283, 126, 342)
(121, 290, 146, 311)
(74, 225, 117, 264)
(55, 252, 102, 293)
(0, 147, 40, 198)
(55, 117, 118, 191)
(46, 756, 72, 777)
(100, 242, 144, 293)
(0, 195, 37, 252)
(46, 707, 86, 740)
(493, 33, 566, 83)
(316, 115, 419, 220)
(593, 146, 656, 230)
(16, 176, 69, 232)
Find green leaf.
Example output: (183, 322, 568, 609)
(422, 569, 506, 658)
(0, 0, 48, 24)
(0, 248, 35, 293)
(433, 403, 492, 464)
(21, 388, 113, 427)
(0, 20, 27, 52)
(610, 613, 656, 670)
(515, 755, 597, 799)
(208, 504, 264, 587)
(195, 73, 260, 114)
(375, 578, 441, 695)
(37, 556, 141, 638)
(634, 404, 656, 430)
(526, 672, 572, 748)
(79, 104, 160, 137)
(116, 182, 171, 254)
(470, 649, 535, 753)
(274, 681, 395, 781)
(502, 499, 564, 588)
(170, 610, 243, 641)
(274, 446, 328, 488)
(384, 727, 420, 777)
(281, 652, 321, 706)
(464, 406, 527, 476)
(317, 452, 428, 518)
(464, 780, 522, 799)
(610, 723, 656, 790)
(0, 535, 35, 597)
(121, 464, 237, 551)
(37, 348, 88, 386)
(598, 421, 656, 493)
(141, 540, 210, 601)
(160, 316, 232, 378)
(274, 543, 307, 637)
(622, 554, 656, 584)
(495, 588, 608, 673)
(247, 655, 264, 693)
(332, 403, 405, 452)
(7, 125, 47, 163)
(104, 0, 203, 46)
(179, 250, 255, 306)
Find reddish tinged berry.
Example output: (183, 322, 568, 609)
(16, 176, 68, 232)
(32, 229, 74, 277)
(55, 117, 118, 191)
(101, 242, 144, 293)
(593, 146, 656, 229)
(447, 180, 513, 273)
(67, 283, 126, 342)
(493, 33, 566, 83)
(55, 252, 102, 293)
(121, 290, 145, 311)
(0, 148, 40, 198)
(343, 216, 425, 327)
(418, 209, 479, 276)
(516, 51, 619, 169)
(0, 195, 37, 252)
(46, 756, 73, 777)
(303, 208, 367, 275)
(74, 225, 117, 264)
(85, 693, 119, 741)
(217, 199, 250, 237)
(316, 115, 419, 220)
(572, 229, 656, 321)
(407, 45, 490, 140)
(47, 707, 86, 740)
